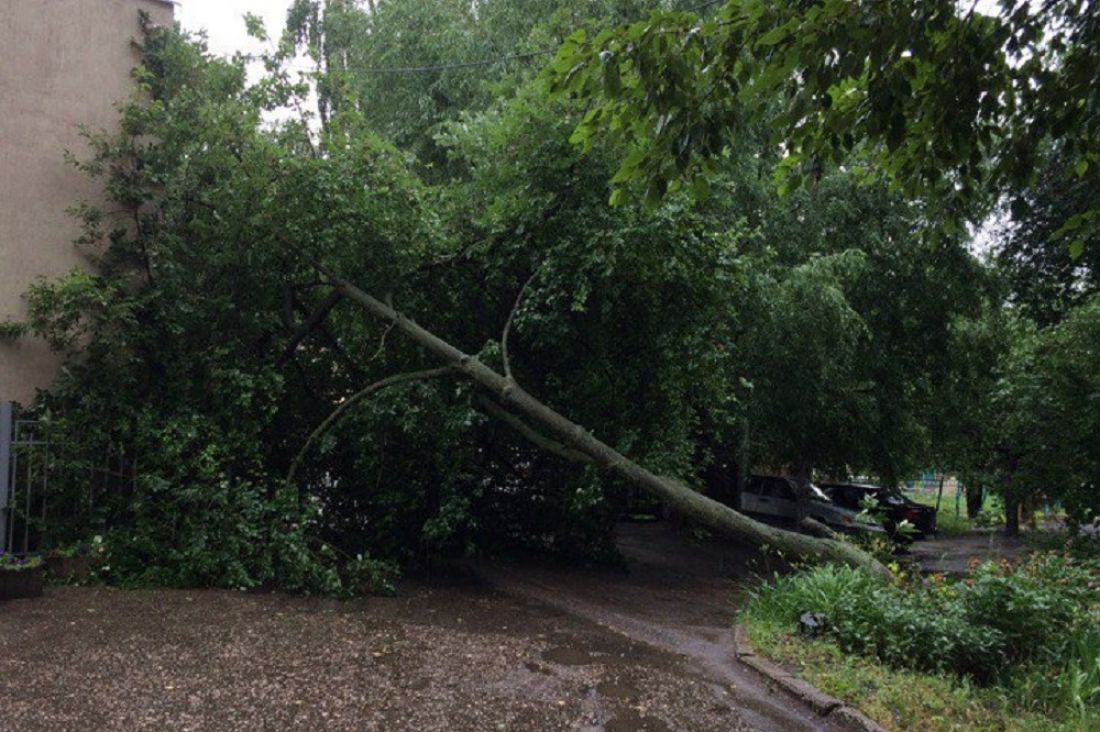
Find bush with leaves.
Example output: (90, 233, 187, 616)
(745, 554, 1100, 689)
(9, 6, 1006, 591)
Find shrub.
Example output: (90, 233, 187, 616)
(960, 554, 1097, 668)
(744, 553, 1100, 685)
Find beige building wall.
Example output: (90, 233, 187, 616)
(0, 0, 174, 404)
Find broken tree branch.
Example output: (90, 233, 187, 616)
(286, 366, 455, 489)
(502, 267, 539, 383)
(276, 289, 344, 368)
(315, 266, 889, 578)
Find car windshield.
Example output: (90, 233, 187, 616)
(807, 484, 832, 502)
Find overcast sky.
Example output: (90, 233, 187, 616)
(175, 0, 296, 58)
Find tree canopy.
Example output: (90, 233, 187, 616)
(552, 0, 1098, 247)
(2, 0, 1096, 590)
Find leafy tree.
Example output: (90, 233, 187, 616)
(930, 302, 1015, 518)
(993, 296, 1100, 531)
(995, 145, 1100, 325)
(932, 296, 1100, 533)
(284, 0, 676, 171)
(551, 0, 1099, 246)
(5, 18, 897, 585)
(16, 25, 429, 591)
(734, 175, 987, 486)
(16, 1, 1055, 589)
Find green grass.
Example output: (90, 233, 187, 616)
(740, 559, 1100, 731)
(905, 491, 1004, 537)
(742, 621, 1097, 732)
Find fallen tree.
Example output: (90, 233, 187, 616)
(22, 20, 900, 590)
(306, 265, 890, 578)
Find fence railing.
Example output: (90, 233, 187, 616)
(1, 403, 49, 554)
(1, 402, 141, 555)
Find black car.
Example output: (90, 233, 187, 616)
(818, 482, 937, 539)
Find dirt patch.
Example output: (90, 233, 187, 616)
(0, 580, 754, 731)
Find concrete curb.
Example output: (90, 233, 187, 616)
(733, 625, 890, 732)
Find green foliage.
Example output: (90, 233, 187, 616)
(996, 145, 1100, 326)
(745, 554, 1100, 694)
(283, 0, 659, 173)
(994, 296, 1100, 526)
(26, 17, 764, 589)
(0, 319, 28, 340)
(551, 1, 1100, 245)
(18, 3, 1061, 595)
(933, 290, 1100, 528)
(0, 553, 44, 571)
(744, 622, 1095, 732)
(728, 175, 986, 483)
(18, 25, 427, 595)
(1027, 530, 1100, 562)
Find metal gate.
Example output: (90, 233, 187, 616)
(0, 402, 48, 555)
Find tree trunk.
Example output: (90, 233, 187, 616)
(1004, 495, 1020, 537)
(326, 271, 890, 579)
(965, 484, 984, 519)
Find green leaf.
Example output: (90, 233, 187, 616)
(1068, 238, 1084, 260)
(689, 175, 710, 200)
(603, 62, 622, 96)
(569, 125, 591, 146)
(757, 24, 791, 46)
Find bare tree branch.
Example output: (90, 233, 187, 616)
(286, 366, 455, 489)
(369, 320, 397, 363)
(276, 289, 343, 368)
(502, 267, 540, 383)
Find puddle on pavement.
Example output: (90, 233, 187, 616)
(604, 709, 671, 732)
(595, 679, 639, 701)
(542, 645, 597, 666)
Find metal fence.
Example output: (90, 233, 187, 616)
(0, 402, 48, 555)
(1, 401, 141, 554)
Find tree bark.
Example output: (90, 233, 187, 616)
(323, 269, 890, 578)
(965, 484, 984, 519)
(276, 290, 343, 368)
(1004, 495, 1020, 537)
(476, 396, 595, 466)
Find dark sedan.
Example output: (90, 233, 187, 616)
(818, 482, 937, 539)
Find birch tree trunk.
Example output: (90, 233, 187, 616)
(322, 269, 890, 578)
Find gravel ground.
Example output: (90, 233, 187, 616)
(0, 582, 754, 731)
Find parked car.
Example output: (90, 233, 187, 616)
(818, 481, 937, 538)
(741, 475, 885, 535)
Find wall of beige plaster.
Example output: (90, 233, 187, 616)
(0, 0, 173, 404)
